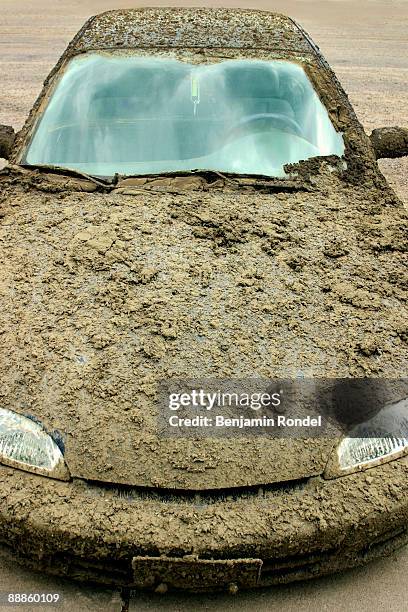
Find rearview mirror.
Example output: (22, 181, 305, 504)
(370, 126, 408, 160)
(0, 125, 15, 160)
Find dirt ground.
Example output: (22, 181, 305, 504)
(0, 1, 407, 611)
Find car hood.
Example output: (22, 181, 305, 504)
(0, 168, 406, 489)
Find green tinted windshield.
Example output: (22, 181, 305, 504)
(24, 53, 344, 177)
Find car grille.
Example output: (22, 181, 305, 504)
(2, 526, 406, 589)
(77, 476, 310, 505)
(259, 526, 407, 585)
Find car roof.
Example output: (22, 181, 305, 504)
(67, 8, 316, 57)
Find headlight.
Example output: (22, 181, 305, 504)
(325, 397, 408, 478)
(0, 408, 70, 480)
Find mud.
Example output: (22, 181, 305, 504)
(0, 455, 407, 590)
(370, 127, 408, 160)
(0, 6, 407, 591)
(0, 149, 406, 490)
(0, 125, 14, 160)
(0, 0, 408, 601)
(63, 9, 313, 54)
(2, 9, 405, 490)
(0, 12, 407, 489)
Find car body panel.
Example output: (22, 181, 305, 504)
(68, 9, 312, 53)
(0, 457, 406, 589)
(0, 7, 407, 589)
(0, 162, 406, 488)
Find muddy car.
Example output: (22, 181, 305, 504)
(0, 8, 407, 593)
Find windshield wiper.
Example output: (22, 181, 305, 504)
(115, 169, 311, 193)
(117, 168, 305, 188)
(14, 165, 307, 192)
(19, 163, 112, 188)
(119, 168, 277, 182)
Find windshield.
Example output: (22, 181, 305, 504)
(24, 53, 344, 178)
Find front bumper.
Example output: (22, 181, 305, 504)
(1, 457, 407, 592)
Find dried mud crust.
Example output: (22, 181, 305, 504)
(370, 127, 408, 160)
(0, 458, 407, 590)
(70, 8, 312, 54)
(0, 161, 407, 489)
(0, 125, 14, 160)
